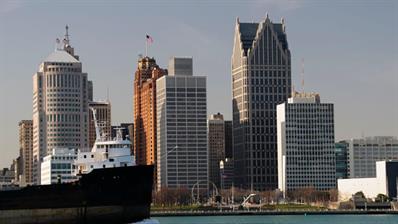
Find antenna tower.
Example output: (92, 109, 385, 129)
(301, 58, 305, 93)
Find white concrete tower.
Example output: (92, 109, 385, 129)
(277, 92, 336, 194)
(32, 26, 89, 184)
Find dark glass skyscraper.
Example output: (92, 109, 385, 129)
(335, 141, 348, 180)
(231, 14, 291, 190)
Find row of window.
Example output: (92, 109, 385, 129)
(46, 73, 84, 88)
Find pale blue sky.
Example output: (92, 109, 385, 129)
(0, 0, 397, 168)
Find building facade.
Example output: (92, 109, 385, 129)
(156, 57, 208, 190)
(32, 27, 90, 184)
(346, 136, 398, 178)
(133, 57, 167, 166)
(88, 101, 111, 148)
(335, 141, 349, 179)
(224, 120, 233, 159)
(0, 167, 16, 190)
(18, 120, 34, 185)
(220, 158, 234, 190)
(231, 15, 291, 190)
(338, 161, 398, 201)
(208, 113, 225, 188)
(277, 92, 336, 193)
(40, 148, 78, 185)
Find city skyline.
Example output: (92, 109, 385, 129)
(1, 0, 397, 168)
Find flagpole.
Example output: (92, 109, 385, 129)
(145, 38, 148, 57)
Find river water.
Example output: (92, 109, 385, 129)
(136, 214, 398, 224)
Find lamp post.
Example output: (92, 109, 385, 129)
(157, 145, 178, 192)
(219, 160, 224, 191)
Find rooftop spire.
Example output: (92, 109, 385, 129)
(63, 25, 70, 47)
(62, 25, 79, 60)
(301, 58, 305, 93)
(65, 25, 70, 41)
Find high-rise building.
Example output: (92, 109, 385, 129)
(168, 57, 193, 76)
(335, 141, 349, 179)
(32, 26, 90, 184)
(231, 14, 291, 190)
(18, 120, 34, 185)
(88, 101, 111, 148)
(208, 113, 225, 188)
(156, 57, 208, 190)
(224, 120, 233, 159)
(346, 136, 398, 178)
(133, 56, 167, 167)
(277, 92, 336, 193)
(88, 80, 93, 102)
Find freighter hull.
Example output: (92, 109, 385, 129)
(0, 165, 154, 224)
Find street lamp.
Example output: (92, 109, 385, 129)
(156, 145, 178, 192)
(219, 160, 224, 191)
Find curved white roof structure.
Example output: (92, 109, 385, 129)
(44, 49, 79, 63)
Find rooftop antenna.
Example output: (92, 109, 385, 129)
(55, 38, 60, 51)
(65, 25, 70, 41)
(301, 58, 305, 93)
(63, 25, 70, 48)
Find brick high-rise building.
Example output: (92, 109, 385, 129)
(133, 57, 167, 166)
(231, 14, 291, 190)
(18, 120, 34, 185)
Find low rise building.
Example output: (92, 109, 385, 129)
(0, 167, 16, 189)
(338, 160, 398, 201)
(40, 148, 78, 185)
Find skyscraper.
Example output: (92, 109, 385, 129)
(88, 101, 111, 148)
(208, 113, 225, 188)
(224, 120, 233, 159)
(32, 26, 90, 184)
(277, 92, 336, 192)
(18, 120, 33, 185)
(133, 56, 167, 167)
(335, 141, 349, 179)
(231, 14, 291, 190)
(156, 57, 208, 190)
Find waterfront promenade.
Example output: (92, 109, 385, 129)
(152, 209, 398, 217)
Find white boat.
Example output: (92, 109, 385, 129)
(74, 108, 135, 175)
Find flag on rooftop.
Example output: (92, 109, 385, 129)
(146, 34, 153, 44)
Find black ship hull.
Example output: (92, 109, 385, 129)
(0, 165, 154, 224)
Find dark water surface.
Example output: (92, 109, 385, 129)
(149, 214, 398, 224)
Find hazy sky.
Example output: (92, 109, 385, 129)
(0, 0, 397, 168)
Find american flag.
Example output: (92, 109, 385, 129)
(146, 34, 153, 44)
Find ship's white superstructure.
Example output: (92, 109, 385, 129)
(74, 108, 135, 175)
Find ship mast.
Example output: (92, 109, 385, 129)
(90, 107, 101, 142)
